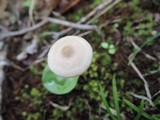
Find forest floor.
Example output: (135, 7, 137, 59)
(0, 0, 160, 120)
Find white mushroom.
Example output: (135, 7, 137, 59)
(48, 36, 93, 78)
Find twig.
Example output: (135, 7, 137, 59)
(127, 37, 158, 106)
(0, 25, 8, 32)
(79, 0, 113, 23)
(128, 38, 152, 103)
(0, 19, 48, 40)
(0, 18, 97, 40)
(129, 61, 154, 106)
(29, 0, 36, 25)
(128, 38, 157, 62)
(78, 17, 121, 38)
(49, 100, 72, 111)
(84, 99, 92, 119)
(24, 58, 45, 71)
(131, 93, 154, 106)
(7, 60, 26, 72)
(78, 31, 92, 37)
(152, 90, 160, 99)
(0, 43, 8, 120)
(128, 32, 160, 63)
(51, 0, 115, 38)
(143, 67, 160, 76)
(87, 0, 122, 24)
(47, 18, 97, 30)
(142, 51, 157, 61)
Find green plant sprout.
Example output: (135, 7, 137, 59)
(23, 0, 32, 8)
(42, 36, 93, 94)
(42, 66, 79, 95)
(99, 75, 121, 120)
(100, 37, 117, 55)
(123, 99, 153, 120)
(99, 76, 160, 120)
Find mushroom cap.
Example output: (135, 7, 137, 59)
(48, 36, 93, 78)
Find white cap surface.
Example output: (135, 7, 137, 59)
(48, 36, 93, 78)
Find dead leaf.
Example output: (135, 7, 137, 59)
(49, 101, 71, 111)
(154, 51, 160, 59)
(37, 0, 60, 19)
(25, 39, 38, 54)
(58, 0, 80, 14)
(0, 0, 8, 13)
(154, 13, 160, 22)
(16, 39, 38, 61)
(0, 0, 9, 19)
(16, 52, 28, 61)
(112, 29, 122, 44)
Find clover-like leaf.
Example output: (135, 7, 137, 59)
(42, 66, 79, 95)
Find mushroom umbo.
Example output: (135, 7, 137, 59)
(48, 36, 93, 78)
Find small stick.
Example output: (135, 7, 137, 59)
(79, 0, 113, 23)
(0, 20, 48, 40)
(87, 0, 122, 24)
(29, 0, 36, 25)
(130, 60, 153, 105)
(78, 31, 92, 37)
(53, 0, 114, 38)
(143, 67, 160, 76)
(0, 18, 97, 40)
(128, 37, 156, 106)
(142, 51, 157, 61)
(49, 100, 72, 111)
(131, 93, 154, 106)
(152, 90, 160, 99)
(7, 60, 26, 72)
(47, 18, 97, 30)
(0, 46, 8, 120)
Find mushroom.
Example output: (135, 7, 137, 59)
(48, 36, 93, 78)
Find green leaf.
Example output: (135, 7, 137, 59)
(129, 32, 160, 63)
(42, 66, 79, 95)
(141, 32, 160, 47)
(134, 101, 144, 120)
(101, 42, 109, 49)
(153, 97, 160, 106)
(112, 75, 121, 120)
(108, 44, 116, 55)
(123, 99, 153, 120)
(23, 0, 31, 8)
(31, 88, 41, 97)
(99, 82, 116, 120)
(152, 114, 160, 120)
(108, 48, 116, 55)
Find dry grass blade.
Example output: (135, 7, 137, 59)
(80, 0, 113, 23)
(49, 101, 72, 111)
(29, 0, 36, 25)
(87, 0, 122, 24)
(130, 62, 154, 106)
(0, 42, 8, 120)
